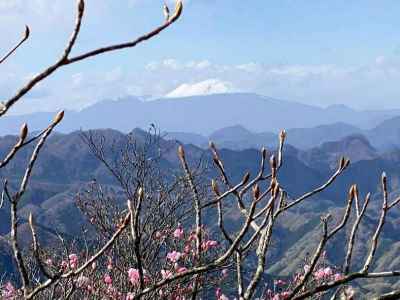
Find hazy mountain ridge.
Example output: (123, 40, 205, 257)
(1, 128, 400, 295)
(2, 93, 400, 137)
(166, 116, 400, 151)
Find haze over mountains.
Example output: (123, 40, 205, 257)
(1, 92, 400, 295)
(2, 93, 400, 138)
(1, 128, 400, 296)
(166, 119, 400, 151)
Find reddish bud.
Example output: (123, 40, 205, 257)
(53, 110, 64, 124)
(211, 179, 220, 196)
(241, 172, 250, 185)
(19, 123, 28, 142)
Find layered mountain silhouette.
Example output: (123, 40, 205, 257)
(166, 116, 400, 151)
(2, 93, 400, 137)
(1, 91, 400, 295)
(1, 128, 400, 296)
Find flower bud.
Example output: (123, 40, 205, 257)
(138, 187, 144, 200)
(53, 110, 64, 124)
(241, 172, 250, 185)
(211, 179, 220, 196)
(339, 156, 345, 170)
(253, 184, 260, 200)
(209, 141, 215, 149)
(270, 155, 277, 170)
(28, 212, 33, 227)
(19, 123, 28, 143)
(279, 129, 286, 142)
(78, 0, 85, 13)
(24, 25, 30, 39)
(382, 172, 387, 187)
(178, 145, 185, 160)
(169, 0, 183, 23)
(344, 158, 350, 168)
(261, 147, 267, 160)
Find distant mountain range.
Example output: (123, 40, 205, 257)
(2, 93, 400, 137)
(1, 128, 400, 296)
(1, 93, 400, 295)
(166, 117, 400, 151)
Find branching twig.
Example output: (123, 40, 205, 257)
(0, 26, 30, 65)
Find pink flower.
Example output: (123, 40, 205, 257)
(126, 292, 135, 300)
(274, 279, 286, 286)
(333, 273, 344, 281)
(173, 224, 184, 239)
(207, 240, 218, 247)
(303, 264, 310, 273)
(314, 268, 325, 280)
(69, 253, 78, 269)
(167, 251, 182, 263)
(45, 259, 53, 266)
(273, 293, 290, 300)
(221, 269, 228, 278)
(2, 282, 16, 299)
(60, 260, 68, 270)
(324, 267, 333, 277)
(76, 275, 90, 288)
(314, 267, 333, 280)
(107, 258, 113, 270)
(280, 291, 290, 299)
(215, 288, 230, 300)
(216, 288, 223, 298)
(176, 266, 188, 273)
(128, 268, 140, 285)
(154, 231, 163, 240)
(161, 269, 173, 279)
(104, 274, 113, 285)
(202, 240, 218, 251)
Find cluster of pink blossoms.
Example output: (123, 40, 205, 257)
(69, 253, 79, 269)
(1, 282, 17, 299)
(173, 224, 184, 239)
(216, 288, 229, 300)
(167, 250, 182, 263)
(262, 259, 347, 300)
(60, 253, 79, 270)
(1, 224, 228, 299)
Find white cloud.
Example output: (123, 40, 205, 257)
(165, 79, 237, 98)
(144, 58, 400, 109)
(4, 56, 400, 115)
(145, 59, 212, 71)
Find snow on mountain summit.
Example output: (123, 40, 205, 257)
(165, 79, 237, 98)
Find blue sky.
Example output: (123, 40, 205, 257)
(1, 0, 400, 114)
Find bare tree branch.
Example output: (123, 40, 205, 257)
(0, 25, 30, 65)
